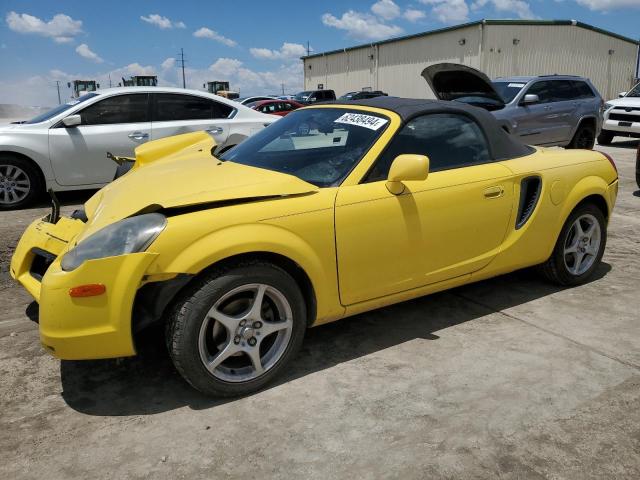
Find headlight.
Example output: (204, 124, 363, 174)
(61, 213, 166, 271)
(604, 102, 614, 111)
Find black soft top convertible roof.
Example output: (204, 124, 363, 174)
(329, 96, 534, 160)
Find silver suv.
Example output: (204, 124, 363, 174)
(423, 64, 602, 149)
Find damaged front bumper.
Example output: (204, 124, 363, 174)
(10, 215, 158, 360)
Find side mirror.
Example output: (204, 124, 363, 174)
(618, 92, 627, 98)
(386, 154, 429, 195)
(62, 115, 81, 127)
(522, 94, 539, 104)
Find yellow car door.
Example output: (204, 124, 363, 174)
(335, 112, 515, 306)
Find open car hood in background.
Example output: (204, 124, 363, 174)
(421, 63, 505, 111)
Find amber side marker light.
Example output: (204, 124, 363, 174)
(69, 284, 106, 297)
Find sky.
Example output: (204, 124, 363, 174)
(0, 0, 638, 107)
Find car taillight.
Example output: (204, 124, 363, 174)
(600, 151, 617, 174)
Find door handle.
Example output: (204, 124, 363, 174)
(206, 126, 224, 134)
(484, 186, 504, 199)
(128, 131, 149, 140)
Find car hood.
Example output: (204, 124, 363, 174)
(0, 122, 46, 133)
(82, 131, 318, 234)
(421, 63, 505, 110)
(606, 97, 640, 108)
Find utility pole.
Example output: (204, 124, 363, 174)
(178, 48, 186, 88)
(307, 41, 310, 57)
(108, 73, 112, 88)
(55, 80, 61, 105)
(281, 83, 285, 95)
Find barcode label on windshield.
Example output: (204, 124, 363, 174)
(334, 113, 388, 130)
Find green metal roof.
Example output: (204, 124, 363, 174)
(302, 19, 639, 60)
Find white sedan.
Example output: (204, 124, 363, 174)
(0, 87, 277, 209)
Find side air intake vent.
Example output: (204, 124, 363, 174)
(516, 176, 541, 229)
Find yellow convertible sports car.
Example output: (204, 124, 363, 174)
(11, 97, 618, 396)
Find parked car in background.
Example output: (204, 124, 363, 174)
(339, 90, 388, 101)
(422, 64, 602, 149)
(597, 82, 640, 145)
(235, 96, 276, 105)
(248, 99, 305, 116)
(277, 95, 295, 101)
(0, 87, 276, 209)
(10, 96, 618, 396)
(293, 89, 336, 104)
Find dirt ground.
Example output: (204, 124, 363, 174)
(1, 140, 639, 479)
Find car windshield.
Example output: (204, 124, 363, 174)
(340, 93, 356, 100)
(219, 108, 389, 187)
(625, 82, 640, 98)
(25, 93, 99, 124)
(492, 81, 526, 103)
(294, 91, 312, 101)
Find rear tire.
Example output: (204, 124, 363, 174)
(0, 155, 42, 210)
(567, 123, 595, 149)
(538, 203, 606, 286)
(166, 262, 306, 397)
(597, 130, 613, 146)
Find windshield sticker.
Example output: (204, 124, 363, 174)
(334, 113, 388, 130)
(507, 83, 526, 88)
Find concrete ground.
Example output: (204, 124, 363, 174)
(1, 139, 638, 480)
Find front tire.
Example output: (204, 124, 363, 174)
(538, 203, 606, 286)
(0, 155, 42, 210)
(567, 123, 595, 149)
(166, 262, 306, 397)
(597, 130, 613, 146)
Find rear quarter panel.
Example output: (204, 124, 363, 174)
(477, 148, 616, 279)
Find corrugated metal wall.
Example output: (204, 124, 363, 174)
(303, 23, 638, 101)
(482, 24, 637, 100)
(377, 25, 481, 98)
(304, 26, 481, 97)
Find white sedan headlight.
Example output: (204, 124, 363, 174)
(61, 213, 166, 271)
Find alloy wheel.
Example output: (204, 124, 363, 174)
(0, 164, 31, 205)
(563, 213, 601, 276)
(198, 283, 293, 382)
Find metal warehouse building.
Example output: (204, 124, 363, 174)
(303, 19, 639, 101)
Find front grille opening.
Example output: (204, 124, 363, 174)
(516, 176, 542, 230)
(29, 248, 56, 281)
(609, 113, 640, 122)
